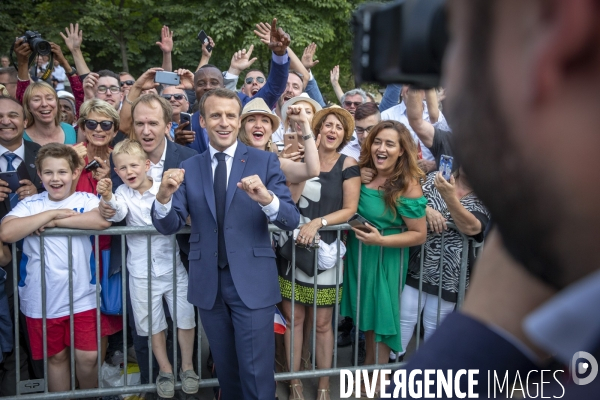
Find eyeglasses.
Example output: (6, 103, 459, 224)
(120, 80, 135, 87)
(344, 101, 362, 108)
(245, 76, 265, 85)
(161, 94, 186, 101)
(355, 125, 375, 135)
(97, 85, 120, 94)
(84, 119, 114, 131)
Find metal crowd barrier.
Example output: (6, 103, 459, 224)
(3, 222, 482, 399)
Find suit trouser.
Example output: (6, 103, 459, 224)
(200, 266, 275, 400)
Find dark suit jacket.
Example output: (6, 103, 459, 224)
(188, 57, 290, 154)
(1, 140, 43, 298)
(152, 141, 299, 310)
(108, 140, 197, 275)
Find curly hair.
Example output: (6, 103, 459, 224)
(358, 120, 425, 215)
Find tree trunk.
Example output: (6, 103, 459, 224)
(120, 39, 129, 72)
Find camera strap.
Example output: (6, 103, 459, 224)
(9, 43, 54, 81)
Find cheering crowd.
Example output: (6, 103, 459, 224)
(0, 19, 489, 400)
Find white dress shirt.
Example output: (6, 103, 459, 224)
(339, 132, 361, 162)
(154, 141, 280, 221)
(0, 142, 25, 171)
(105, 179, 184, 278)
(148, 138, 168, 183)
(381, 101, 451, 162)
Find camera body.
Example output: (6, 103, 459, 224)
(19, 30, 51, 56)
(352, 0, 447, 88)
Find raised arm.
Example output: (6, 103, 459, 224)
(279, 105, 320, 183)
(425, 88, 440, 123)
(119, 67, 162, 135)
(197, 36, 215, 72)
(97, 178, 127, 222)
(406, 87, 435, 148)
(156, 25, 174, 72)
(301, 43, 326, 107)
(60, 23, 91, 75)
(14, 38, 32, 103)
(330, 65, 344, 104)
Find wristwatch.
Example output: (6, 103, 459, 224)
(302, 134, 314, 141)
(321, 218, 328, 227)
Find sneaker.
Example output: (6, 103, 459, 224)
(179, 369, 200, 394)
(156, 371, 175, 398)
(350, 339, 366, 366)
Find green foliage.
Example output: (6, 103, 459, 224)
(0, 0, 385, 102)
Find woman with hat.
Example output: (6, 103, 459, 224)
(278, 106, 360, 400)
(239, 98, 320, 185)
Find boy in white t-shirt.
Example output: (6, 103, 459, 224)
(96, 139, 197, 398)
(0, 143, 111, 392)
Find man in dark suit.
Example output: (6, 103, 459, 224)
(101, 94, 197, 386)
(383, 0, 600, 398)
(0, 96, 44, 394)
(152, 88, 299, 400)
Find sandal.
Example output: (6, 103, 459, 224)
(316, 388, 330, 400)
(289, 382, 304, 400)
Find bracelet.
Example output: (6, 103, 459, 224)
(17, 76, 29, 82)
(302, 134, 314, 141)
(124, 94, 134, 105)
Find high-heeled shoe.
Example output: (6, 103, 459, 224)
(288, 382, 304, 400)
(316, 388, 330, 400)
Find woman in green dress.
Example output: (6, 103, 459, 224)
(341, 120, 427, 392)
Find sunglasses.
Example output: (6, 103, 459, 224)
(355, 125, 375, 135)
(120, 80, 135, 87)
(161, 94, 186, 101)
(84, 119, 114, 131)
(97, 85, 120, 94)
(344, 101, 362, 108)
(245, 76, 265, 85)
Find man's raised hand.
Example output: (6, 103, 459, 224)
(157, 168, 185, 204)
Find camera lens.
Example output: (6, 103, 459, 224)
(32, 38, 51, 56)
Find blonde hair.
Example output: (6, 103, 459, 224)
(23, 81, 60, 128)
(239, 114, 278, 153)
(77, 99, 120, 132)
(112, 138, 147, 161)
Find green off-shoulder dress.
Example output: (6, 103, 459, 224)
(341, 185, 427, 352)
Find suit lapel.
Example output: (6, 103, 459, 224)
(163, 140, 179, 170)
(23, 141, 40, 188)
(225, 141, 248, 215)
(200, 151, 217, 222)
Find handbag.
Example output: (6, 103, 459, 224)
(278, 231, 323, 277)
(100, 249, 123, 315)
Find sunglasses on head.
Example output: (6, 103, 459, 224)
(245, 76, 265, 85)
(84, 119, 114, 131)
(161, 94, 186, 101)
(120, 80, 135, 87)
(97, 85, 120, 94)
(344, 101, 362, 108)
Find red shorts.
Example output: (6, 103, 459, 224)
(26, 309, 117, 360)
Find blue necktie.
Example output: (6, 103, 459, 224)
(3, 153, 18, 208)
(214, 153, 228, 268)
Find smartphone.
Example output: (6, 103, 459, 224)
(347, 213, 374, 233)
(0, 171, 21, 192)
(439, 154, 453, 181)
(154, 71, 180, 86)
(283, 133, 299, 158)
(197, 30, 213, 52)
(179, 112, 192, 127)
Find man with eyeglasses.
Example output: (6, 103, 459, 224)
(160, 86, 190, 139)
(83, 69, 123, 111)
(341, 88, 367, 116)
(340, 102, 381, 162)
(119, 72, 136, 96)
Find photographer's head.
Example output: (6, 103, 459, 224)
(446, 0, 600, 288)
(0, 96, 27, 149)
(96, 70, 122, 110)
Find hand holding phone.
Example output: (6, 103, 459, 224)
(283, 133, 300, 160)
(154, 71, 180, 86)
(197, 30, 213, 52)
(347, 213, 374, 233)
(438, 155, 453, 181)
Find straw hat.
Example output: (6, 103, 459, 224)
(281, 93, 322, 123)
(240, 98, 280, 128)
(311, 105, 355, 141)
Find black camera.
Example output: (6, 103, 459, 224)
(84, 160, 101, 172)
(19, 31, 51, 56)
(352, 0, 448, 88)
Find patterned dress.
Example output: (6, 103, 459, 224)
(341, 185, 427, 352)
(405, 172, 490, 303)
(278, 155, 360, 307)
